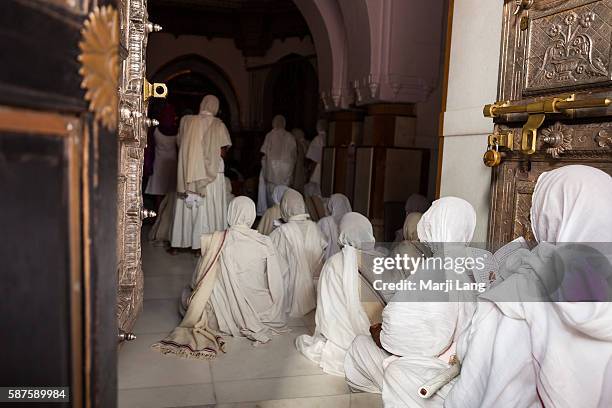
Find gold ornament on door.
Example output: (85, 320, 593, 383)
(78, 5, 119, 132)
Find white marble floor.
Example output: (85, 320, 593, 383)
(118, 234, 383, 408)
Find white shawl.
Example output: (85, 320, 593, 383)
(447, 165, 612, 408)
(318, 193, 352, 261)
(381, 197, 477, 358)
(271, 189, 327, 317)
(296, 212, 374, 376)
(209, 197, 288, 344)
(257, 185, 289, 235)
(260, 115, 297, 186)
(176, 95, 231, 195)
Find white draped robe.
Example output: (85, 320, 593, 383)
(171, 96, 231, 249)
(171, 159, 228, 249)
(270, 216, 326, 317)
(296, 246, 371, 376)
(258, 121, 297, 213)
(344, 197, 478, 407)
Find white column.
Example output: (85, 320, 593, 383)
(440, 0, 504, 242)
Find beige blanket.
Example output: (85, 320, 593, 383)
(152, 230, 228, 359)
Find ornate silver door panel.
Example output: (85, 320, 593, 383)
(486, 0, 612, 248)
(117, 0, 165, 332)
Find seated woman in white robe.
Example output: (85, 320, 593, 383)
(270, 189, 327, 317)
(344, 197, 478, 407)
(394, 193, 431, 242)
(257, 185, 289, 236)
(296, 212, 378, 377)
(397, 212, 421, 243)
(155, 196, 288, 359)
(359, 212, 431, 304)
(446, 165, 612, 408)
(303, 182, 327, 222)
(317, 193, 352, 262)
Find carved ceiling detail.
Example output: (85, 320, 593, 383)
(148, 0, 310, 57)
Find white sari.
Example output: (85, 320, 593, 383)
(447, 165, 612, 408)
(296, 212, 375, 377)
(155, 197, 288, 359)
(171, 95, 231, 248)
(257, 185, 289, 236)
(258, 115, 297, 212)
(270, 189, 327, 317)
(317, 193, 352, 261)
(344, 197, 478, 407)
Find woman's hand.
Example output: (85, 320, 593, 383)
(369, 323, 384, 350)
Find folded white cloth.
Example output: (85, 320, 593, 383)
(185, 193, 202, 208)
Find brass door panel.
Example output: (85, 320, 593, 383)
(500, 0, 612, 99)
(488, 0, 612, 247)
(117, 0, 165, 332)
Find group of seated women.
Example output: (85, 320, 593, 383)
(154, 164, 612, 408)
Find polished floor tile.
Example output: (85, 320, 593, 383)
(144, 275, 190, 300)
(210, 327, 325, 382)
(286, 316, 305, 327)
(214, 374, 350, 403)
(118, 333, 212, 389)
(302, 310, 316, 329)
(118, 383, 215, 408)
(133, 299, 182, 335)
(350, 392, 383, 408)
(215, 394, 350, 408)
(142, 240, 196, 278)
(119, 229, 356, 407)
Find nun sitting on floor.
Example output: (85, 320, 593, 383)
(154, 196, 288, 360)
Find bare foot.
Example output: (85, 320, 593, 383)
(166, 247, 178, 255)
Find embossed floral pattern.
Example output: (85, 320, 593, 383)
(532, 9, 608, 86)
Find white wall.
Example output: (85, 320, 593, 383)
(440, 0, 504, 242)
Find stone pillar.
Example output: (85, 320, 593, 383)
(356, 104, 429, 241)
(363, 104, 416, 147)
(329, 110, 365, 146)
(321, 110, 364, 200)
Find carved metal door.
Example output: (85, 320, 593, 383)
(485, 0, 612, 249)
(117, 0, 165, 332)
(1, 0, 121, 405)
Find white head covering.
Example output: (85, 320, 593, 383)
(291, 128, 305, 141)
(316, 119, 328, 135)
(403, 212, 422, 241)
(176, 95, 231, 194)
(200, 95, 219, 116)
(404, 193, 431, 215)
(303, 182, 321, 197)
(227, 196, 256, 228)
(338, 212, 375, 250)
(272, 115, 286, 130)
(280, 188, 308, 222)
(327, 193, 352, 223)
(272, 185, 289, 206)
(417, 196, 476, 244)
(531, 165, 612, 243)
(469, 166, 612, 408)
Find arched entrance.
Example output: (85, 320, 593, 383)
(150, 54, 241, 130)
(263, 54, 319, 136)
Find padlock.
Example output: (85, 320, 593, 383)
(483, 141, 502, 167)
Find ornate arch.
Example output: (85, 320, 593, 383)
(263, 54, 319, 136)
(150, 54, 241, 130)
